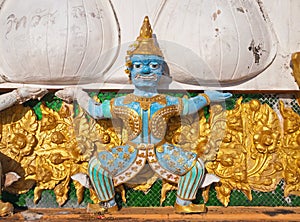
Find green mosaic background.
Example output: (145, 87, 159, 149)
(2, 179, 300, 209)
(1, 92, 300, 208)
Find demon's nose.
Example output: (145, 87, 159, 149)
(141, 66, 151, 74)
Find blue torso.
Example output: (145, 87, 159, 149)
(95, 94, 197, 177)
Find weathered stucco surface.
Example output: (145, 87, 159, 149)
(0, 0, 299, 90)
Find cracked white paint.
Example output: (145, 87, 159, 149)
(152, 0, 277, 84)
(0, 0, 120, 84)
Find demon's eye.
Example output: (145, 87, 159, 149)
(149, 62, 160, 69)
(133, 63, 143, 69)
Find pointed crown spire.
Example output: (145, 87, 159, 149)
(127, 16, 163, 57)
(137, 16, 153, 40)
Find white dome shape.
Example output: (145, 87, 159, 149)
(0, 0, 120, 84)
(153, 0, 277, 85)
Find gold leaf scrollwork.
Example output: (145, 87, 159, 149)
(279, 101, 300, 197)
(166, 110, 210, 156)
(1, 95, 300, 208)
(206, 98, 282, 206)
(35, 102, 122, 206)
(245, 100, 282, 192)
(206, 100, 250, 206)
(33, 104, 94, 206)
(131, 97, 300, 207)
(291, 52, 300, 88)
(0, 105, 37, 194)
(0, 102, 117, 206)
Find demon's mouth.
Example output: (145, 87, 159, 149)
(135, 74, 157, 81)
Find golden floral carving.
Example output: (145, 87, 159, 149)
(279, 101, 300, 197)
(291, 52, 300, 87)
(160, 179, 177, 205)
(163, 98, 287, 207)
(0, 102, 120, 206)
(165, 110, 210, 156)
(244, 100, 282, 191)
(1, 95, 300, 208)
(206, 98, 282, 206)
(0, 199, 13, 217)
(0, 105, 38, 194)
(32, 103, 112, 206)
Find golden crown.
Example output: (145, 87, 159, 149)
(127, 16, 163, 57)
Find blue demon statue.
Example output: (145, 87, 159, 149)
(56, 16, 231, 214)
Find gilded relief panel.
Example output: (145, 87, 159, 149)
(0, 97, 299, 207)
(279, 101, 300, 197)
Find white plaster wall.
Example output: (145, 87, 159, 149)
(0, 0, 299, 91)
(223, 0, 299, 91)
(104, 0, 299, 91)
